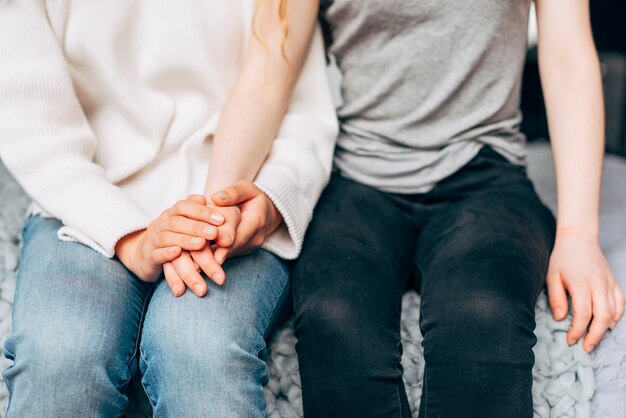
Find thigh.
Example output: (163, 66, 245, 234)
(3, 216, 152, 413)
(292, 173, 417, 371)
(416, 162, 556, 360)
(139, 250, 290, 418)
(7, 216, 151, 356)
(142, 248, 290, 359)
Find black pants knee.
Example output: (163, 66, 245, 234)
(291, 147, 556, 418)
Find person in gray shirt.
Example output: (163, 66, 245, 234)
(291, 1, 624, 417)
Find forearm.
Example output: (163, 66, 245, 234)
(203, 0, 320, 198)
(536, 0, 625, 350)
(538, 5, 604, 235)
(204, 84, 289, 197)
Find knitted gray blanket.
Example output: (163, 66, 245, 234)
(1, 143, 624, 417)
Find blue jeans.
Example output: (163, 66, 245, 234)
(2, 216, 290, 418)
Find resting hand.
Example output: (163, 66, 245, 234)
(210, 181, 283, 263)
(163, 195, 242, 297)
(115, 194, 225, 282)
(547, 228, 625, 353)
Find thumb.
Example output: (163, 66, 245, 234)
(211, 181, 259, 206)
(186, 194, 207, 205)
(547, 269, 569, 321)
(214, 247, 231, 265)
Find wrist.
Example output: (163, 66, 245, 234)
(266, 198, 283, 235)
(555, 225, 599, 242)
(115, 229, 145, 270)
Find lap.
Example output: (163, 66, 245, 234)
(415, 156, 556, 307)
(292, 174, 417, 308)
(8, 216, 150, 359)
(142, 249, 291, 353)
(291, 174, 417, 356)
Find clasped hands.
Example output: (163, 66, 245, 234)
(115, 181, 282, 297)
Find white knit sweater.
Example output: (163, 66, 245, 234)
(0, 1, 338, 259)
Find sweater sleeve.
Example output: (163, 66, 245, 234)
(0, 1, 152, 258)
(254, 27, 339, 260)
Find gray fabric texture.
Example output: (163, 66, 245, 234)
(322, 0, 531, 193)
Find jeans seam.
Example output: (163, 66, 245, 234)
(257, 274, 290, 358)
(138, 344, 156, 408)
(119, 283, 153, 391)
(395, 381, 403, 418)
(424, 367, 428, 418)
(2, 346, 14, 418)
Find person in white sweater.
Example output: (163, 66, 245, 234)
(0, 1, 337, 417)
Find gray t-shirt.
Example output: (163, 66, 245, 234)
(321, 0, 532, 193)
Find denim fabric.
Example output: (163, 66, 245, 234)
(2, 216, 290, 418)
(292, 146, 556, 418)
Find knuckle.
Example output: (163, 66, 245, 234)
(226, 224, 237, 235)
(160, 208, 172, 219)
(155, 231, 167, 246)
(166, 216, 178, 231)
(174, 200, 187, 212)
(228, 190, 239, 201)
(596, 312, 613, 323)
(148, 218, 161, 230)
(192, 221, 204, 236)
(228, 185, 244, 197)
(185, 236, 199, 247)
(190, 194, 205, 203)
(574, 303, 590, 315)
(202, 206, 213, 220)
(251, 236, 265, 248)
(140, 245, 152, 261)
(151, 249, 163, 262)
(222, 233, 234, 244)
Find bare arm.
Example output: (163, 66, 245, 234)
(536, 0, 625, 352)
(163, 0, 326, 297)
(203, 0, 321, 196)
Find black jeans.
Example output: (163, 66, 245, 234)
(291, 147, 556, 418)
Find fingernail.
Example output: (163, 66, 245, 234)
(215, 192, 228, 200)
(193, 284, 205, 296)
(203, 226, 216, 238)
(554, 309, 563, 318)
(214, 272, 225, 285)
(191, 237, 204, 246)
(172, 284, 182, 296)
(210, 213, 224, 223)
(585, 344, 595, 353)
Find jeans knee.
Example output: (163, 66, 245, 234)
(9, 329, 124, 384)
(295, 297, 402, 377)
(141, 316, 266, 386)
(422, 292, 536, 366)
(3, 329, 130, 418)
(140, 322, 268, 417)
